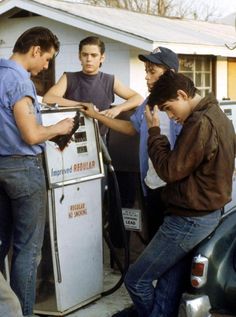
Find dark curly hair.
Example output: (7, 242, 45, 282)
(148, 70, 199, 110)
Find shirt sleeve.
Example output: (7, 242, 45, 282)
(5, 79, 35, 110)
(130, 99, 147, 133)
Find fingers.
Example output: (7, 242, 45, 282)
(152, 105, 160, 127)
(145, 104, 151, 118)
(153, 105, 158, 114)
(145, 104, 160, 128)
(67, 117, 74, 133)
(75, 104, 87, 110)
(145, 105, 153, 128)
(101, 108, 119, 119)
(75, 102, 96, 111)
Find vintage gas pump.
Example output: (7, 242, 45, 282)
(34, 107, 104, 316)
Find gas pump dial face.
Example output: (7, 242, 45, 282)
(42, 109, 103, 185)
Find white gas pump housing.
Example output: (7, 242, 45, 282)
(34, 107, 104, 316)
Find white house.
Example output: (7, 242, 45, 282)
(0, 0, 236, 101)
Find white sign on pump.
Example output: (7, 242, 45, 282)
(41, 108, 103, 186)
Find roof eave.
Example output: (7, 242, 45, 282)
(1, 0, 236, 56)
(0, 0, 154, 50)
(158, 42, 236, 57)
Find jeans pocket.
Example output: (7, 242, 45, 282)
(5, 167, 30, 199)
(28, 164, 46, 195)
(179, 218, 200, 252)
(179, 213, 220, 252)
(160, 215, 194, 244)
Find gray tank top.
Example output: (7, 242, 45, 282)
(65, 71, 114, 135)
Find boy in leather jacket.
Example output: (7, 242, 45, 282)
(120, 71, 235, 317)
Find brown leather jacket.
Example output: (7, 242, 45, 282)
(148, 94, 236, 216)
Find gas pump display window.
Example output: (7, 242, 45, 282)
(77, 146, 88, 154)
(74, 131, 87, 143)
(79, 116, 85, 126)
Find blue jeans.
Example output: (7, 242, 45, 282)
(0, 271, 23, 317)
(124, 211, 221, 317)
(0, 155, 47, 316)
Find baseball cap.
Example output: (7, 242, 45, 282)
(138, 47, 179, 72)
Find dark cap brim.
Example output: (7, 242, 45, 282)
(138, 54, 165, 66)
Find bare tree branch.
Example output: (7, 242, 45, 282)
(82, 0, 221, 21)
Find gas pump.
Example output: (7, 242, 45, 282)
(34, 107, 104, 316)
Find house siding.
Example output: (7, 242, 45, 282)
(0, 4, 235, 101)
(0, 15, 146, 100)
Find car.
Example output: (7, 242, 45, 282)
(178, 99, 236, 317)
(178, 207, 236, 317)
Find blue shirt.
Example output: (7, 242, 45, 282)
(130, 98, 182, 195)
(0, 59, 44, 155)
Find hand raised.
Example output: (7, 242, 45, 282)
(145, 105, 160, 128)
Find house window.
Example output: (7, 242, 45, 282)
(179, 55, 212, 97)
